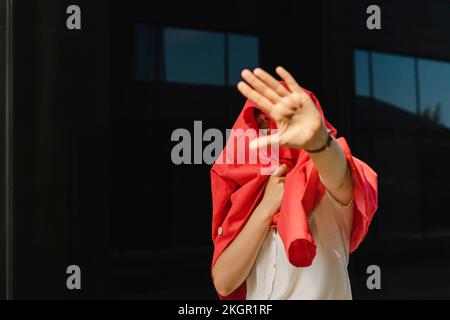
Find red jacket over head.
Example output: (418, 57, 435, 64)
(210, 89, 378, 300)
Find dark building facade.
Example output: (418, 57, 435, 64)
(1, 0, 450, 299)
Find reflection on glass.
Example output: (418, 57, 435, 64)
(228, 34, 259, 85)
(354, 49, 450, 129)
(418, 58, 450, 128)
(372, 52, 417, 114)
(354, 50, 370, 97)
(134, 25, 260, 86)
(163, 27, 225, 85)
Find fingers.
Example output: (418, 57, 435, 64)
(237, 81, 273, 114)
(271, 163, 288, 177)
(238, 67, 304, 119)
(253, 68, 290, 97)
(249, 132, 280, 150)
(275, 66, 303, 94)
(241, 69, 280, 104)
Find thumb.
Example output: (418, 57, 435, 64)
(272, 164, 288, 177)
(249, 133, 280, 150)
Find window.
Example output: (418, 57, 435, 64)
(354, 49, 450, 128)
(372, 52, 417, 114)
(134, 25, 259, 86)
(418, 59, 450, 128)
(163, 28, 225, 85)
(228, 34, 259, 85)
(354, 50, 370, 97)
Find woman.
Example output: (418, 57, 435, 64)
(210, 66, 378, 300)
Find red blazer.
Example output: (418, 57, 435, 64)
(210, 90, 378, 300)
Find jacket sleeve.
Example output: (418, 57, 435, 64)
(210, 165, 236, 252)
(336, 137, 378, 253)
(210, 165, 249, 300)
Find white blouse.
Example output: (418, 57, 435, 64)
(246, 189, 354, 300)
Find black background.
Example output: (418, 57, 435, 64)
(1, 0, 450, 299)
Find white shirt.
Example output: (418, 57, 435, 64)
(246, 190, 354, 300)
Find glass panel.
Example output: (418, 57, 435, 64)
(372, 52, 417, 114)
(418, 58, 450, 128)
(228, 34, 259, 85)
(162, 27, 225, 85)
(354, 50, 370, 97)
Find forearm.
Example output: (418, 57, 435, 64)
(306, 126, 353, 205)
(212, 203, 273, 297)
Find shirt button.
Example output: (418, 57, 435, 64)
(218, 226, 223, 235)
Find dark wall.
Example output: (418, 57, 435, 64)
(325, 0, 450, 298)
(12, 0, 110, 298)
(3, 0, 450, 299)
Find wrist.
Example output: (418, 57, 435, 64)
(304, 123, 329, 152)
(254, 201, 277, 224)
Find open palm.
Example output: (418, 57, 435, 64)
(237, 66, 327, 150)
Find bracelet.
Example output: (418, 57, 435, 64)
(304, 130, 333, 153)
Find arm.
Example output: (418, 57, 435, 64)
(212, 164, 287, 297)
(305, 126, 353, 206)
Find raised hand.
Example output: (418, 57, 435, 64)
(237, 66, 329, 151)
